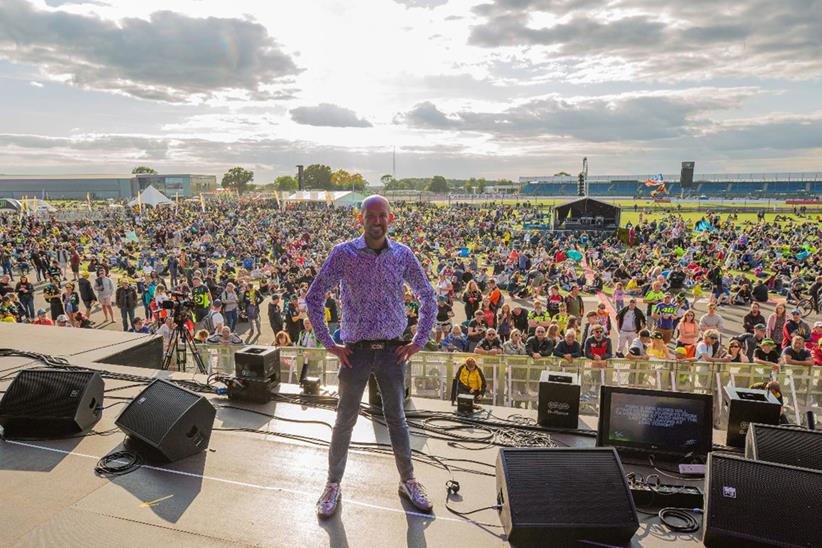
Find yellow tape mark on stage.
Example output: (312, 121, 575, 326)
(140, 494, 174, 508)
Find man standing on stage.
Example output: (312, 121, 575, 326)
(306, 195, 437, 519)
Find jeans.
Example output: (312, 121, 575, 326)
(19, 296, 35, 320)
(327, 346, 414, 484)
(121, 307, 135, 331)
(224, 309, 238, 332)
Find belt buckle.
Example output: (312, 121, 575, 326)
(369, 342, 385, 350)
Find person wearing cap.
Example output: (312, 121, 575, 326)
(782, 308, 811, 348)
(55, 314, 70, 327)
(0, 306, 16, 323)
(743, 302, 766, 334)
(305, 195, 437, 518)
(646, 331, 672, 360)
(696, 329, 723, 363)
(781, 335, 814, 366)
(78, 270, 97, 318)
(739, 323, 768, 362)
(31, 308, 53, 326)
(753, 338, 780, 367)
(268, 293, 284, 335)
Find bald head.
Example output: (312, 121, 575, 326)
(361, 194, 390, 213)
(359, 194, 392, 248)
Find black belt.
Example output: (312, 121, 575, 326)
(348, 339, 406, 350)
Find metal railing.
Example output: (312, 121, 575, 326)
(184, 345, 822, 426)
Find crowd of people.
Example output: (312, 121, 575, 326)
(0, 199, 820, 369)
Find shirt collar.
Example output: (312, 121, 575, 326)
(353, 234, 395, 252)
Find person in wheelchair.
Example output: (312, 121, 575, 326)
(450, 357, 487, 404)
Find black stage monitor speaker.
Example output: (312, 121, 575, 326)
(681, 161, 695, 188)
(0, 369, 104, 438)
(745, 423, 822, 471)
(115, 379, 216, 462)
(496, 447, 638, 547)
(537, 371, 580, 428)
(368, 370, 411, 413)
(723, 386, 781, 447)
(234, 345, 280, 382)
(704, 453, 822, 547)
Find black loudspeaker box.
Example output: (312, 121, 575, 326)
(234, 345, 280, 382)
(722, 386, 781, 447)
(704, 453, 822, 547)
(368, 370, 411, 413)
(496, 447, 638, 547)
(115, 379, 216, 462)
(537, 371, 580, 428)
(0, 369, 104, 438)
(680, 161, 695, 187)
(745, 423, 822, 471)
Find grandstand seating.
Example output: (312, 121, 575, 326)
(519, 173, 821, 198)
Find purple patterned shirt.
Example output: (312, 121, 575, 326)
(305, 234, 436, 349)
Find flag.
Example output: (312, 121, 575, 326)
(137, 191, 142, 213)
(645, 173, 665, 187)
(175, 191, 179, 211)
(273, 191, 280, 209)
(86, 192, 92, 211)
(325, 191, 333, 206)
(199, 193, 206, 212)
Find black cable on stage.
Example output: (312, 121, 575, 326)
(657, 508, 701, 533)
(95, 450, 143, 477)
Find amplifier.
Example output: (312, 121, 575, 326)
(722, 386, 781, 447)
(234, 345, 280, 382)
(629, 482, 704, 509)
(745, 423, 822, 471)
(704, 453, 822, 547)
(537, 371, 580, 428)
(496, 447, 638, 546)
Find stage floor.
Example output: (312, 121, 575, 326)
(0, 327, 707, 547)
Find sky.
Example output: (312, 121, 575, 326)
(0, 0, 820, 184)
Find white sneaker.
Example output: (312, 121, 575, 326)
(316, 482, 341, 519)
(399, 479, 433, 512)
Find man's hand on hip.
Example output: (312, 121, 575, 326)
(394, 342, 421, 363)
(327, 344, 353, 368)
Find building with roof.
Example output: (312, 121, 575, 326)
(286, 190, 366, 207)
(0, 173, 217, 200)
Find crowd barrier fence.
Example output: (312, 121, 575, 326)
(184, 345, 822, 427)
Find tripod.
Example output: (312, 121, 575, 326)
(162, 319, 208, 374)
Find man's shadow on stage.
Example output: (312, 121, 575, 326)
(317, 503, 433, 548)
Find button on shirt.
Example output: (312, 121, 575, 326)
(306, 235, 436, 349)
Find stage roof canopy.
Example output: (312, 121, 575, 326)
(553, 197, 621, 229)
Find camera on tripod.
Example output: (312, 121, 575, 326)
(162, 292, 195, 321)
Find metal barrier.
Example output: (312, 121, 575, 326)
(178, 344, 821, 426)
